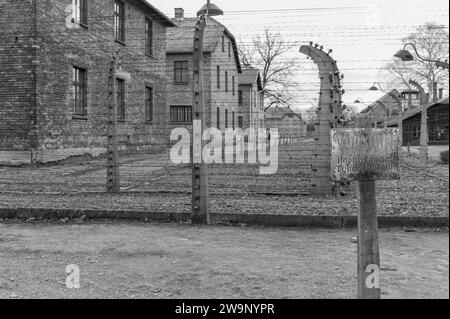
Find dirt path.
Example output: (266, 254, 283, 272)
(0, 222, 447, 299)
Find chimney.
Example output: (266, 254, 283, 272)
(433, 82, 438, 102)
(174, 8, 184, 19)
(439, 88, 443, 100)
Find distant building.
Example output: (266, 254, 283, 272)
(402, 97, 449, 146)
(238, 68, 264, 132)
(265, 106, 307, 144)
(165, 9, 241, 131)
(359, 89, 403, 127)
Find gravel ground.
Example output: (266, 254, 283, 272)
(0, 222, 448, 299)
(0, 143, 448, 217)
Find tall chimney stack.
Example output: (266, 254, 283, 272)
(174, 8, 184, 19)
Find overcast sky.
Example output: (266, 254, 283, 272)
(149, 0, 449, 111)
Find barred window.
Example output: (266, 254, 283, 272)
(73, 67, 87, 116)
(145, 87, 153, 123)
(145, 18, 153, 56)
(116, 78, 125, 119)
(170, 106, 192, 123)
(114, 0, 125, 42)
(174, 61, 188, 84)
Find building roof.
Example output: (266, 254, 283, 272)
(383, 97, 449, 126)
(239, 68, 263, 91)
(166, 17, 242, 72)
(403, 97, 449, 121)
(361, 89, 401, 114)
(265, 106, 302, 120)
(135, 0, 177, 26)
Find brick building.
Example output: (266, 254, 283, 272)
(359, 89, 403, 127)
(238, 68, 264, 132)
(165, 8, 242, 132)
(265, 106, 307, 144)
(0, 0, 176, 164)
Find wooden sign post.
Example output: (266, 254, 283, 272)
(331, 128, 401, 299)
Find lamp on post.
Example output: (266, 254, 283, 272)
(191, 2, 223, 225)
(394, 43, 449, 70)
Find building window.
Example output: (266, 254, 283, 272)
(232, 76, 235, 95)
(73, 67, 87, 116)
(73, 0, 88, 26)
(238, 116, 243, 128)
(145, 18, 153, 56)
(222, 35, 225, 52)
(216, 66, 220, 89)
(174, 61, 188, 84)
(225, 109, 228, 128)
(232, 111, 235, 129)
(228, 42, 231, 57)
(217, 107, 220, 129)
(114, 0, 125, 43)
(225, 71, 228, 92)
(170, 106, 192, 123)
(238, 90, 243, 106)
(116, 78, 125, 119)
(145, 87, 153, 123)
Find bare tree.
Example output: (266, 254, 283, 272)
(238, 29, 298, 110)
(383, 22, 449, 101)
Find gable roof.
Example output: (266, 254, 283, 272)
(239, 68, 263, 91)
(361, 89, 401, 114)
(133, 0, 177, 26)
(265, 106, 303, 120)
(166, 17, 242, 72)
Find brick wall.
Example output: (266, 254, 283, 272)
(1, 0, 173, 163)
(0, 0, 36, 156)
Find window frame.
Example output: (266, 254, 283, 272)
(232, 76, 235, 96)
(170, 106, 192, 123)
(238, 116, 243, 129)
(114, 0, 125, 44)
(145, 17, 153, 57)
(73, 0, 88, 27)
(116, 78, 126, 120)
(217, 107, 220, 129)
(238, 90, 243, 106)
(72, 66, 88, 117)
(145, 86, 153, 123)
(225, 71, 228, 92)
(216, 66, 220, 89)
(174, 61, 189, 84)
(225, 109, 228, 128)
(232, 111, 235, 129)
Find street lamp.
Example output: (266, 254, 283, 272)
(394, 43, 449, 70)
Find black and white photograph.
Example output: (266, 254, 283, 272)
(0, 0, 449, 306)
